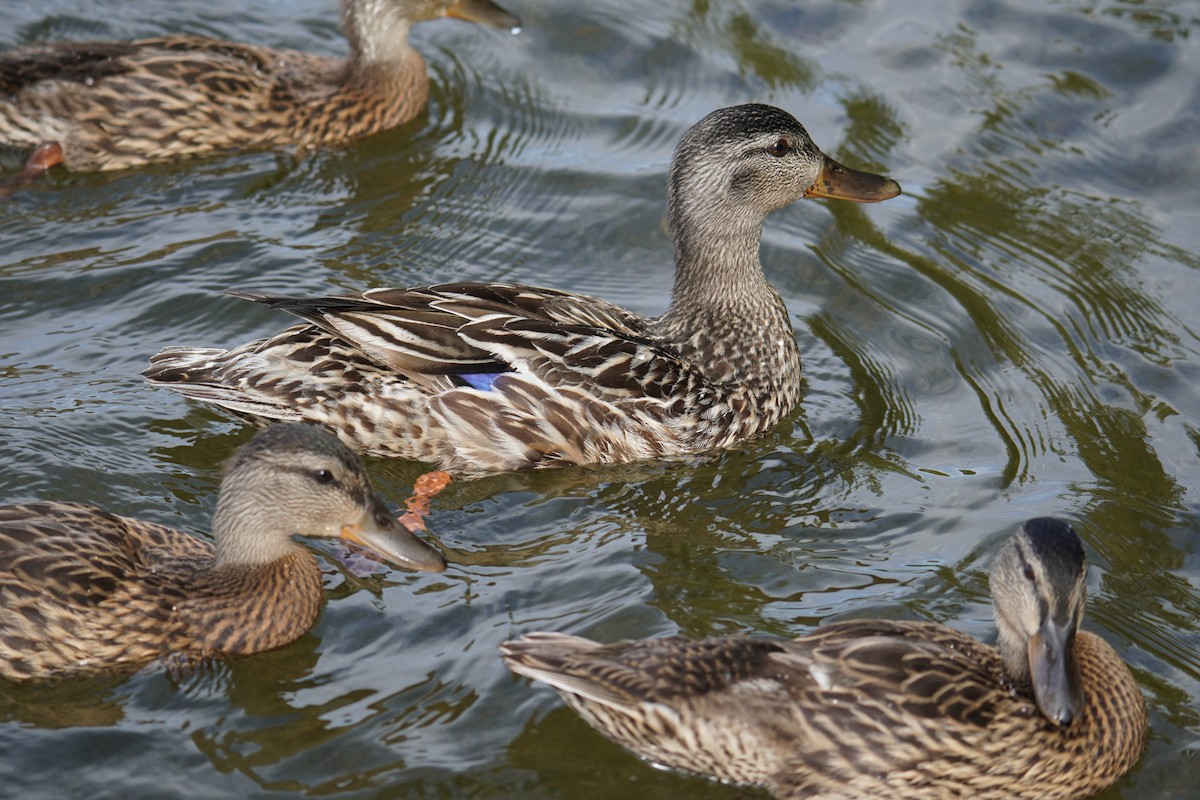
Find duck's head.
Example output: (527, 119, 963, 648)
(212, 423, 447, 573)
(667, 104, 901, 243)
(991, 517, 1088, 726)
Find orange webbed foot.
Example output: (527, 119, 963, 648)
(1, 142, 66, 197)
(397, 471, 453, 533)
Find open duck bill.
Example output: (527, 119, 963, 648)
(805, 154, 902, 203)
(340, 499, 447, 573)
(1028, 616, 1084, 725)
(447, 0, 521, 30)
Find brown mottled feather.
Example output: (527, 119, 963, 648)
(0, 424, 445, 681)
(503, 520, 1147, 800)
(0, 0, 518, 171)
(0, 501, 318, 680)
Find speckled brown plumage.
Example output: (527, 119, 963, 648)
(0, 424, 445, 681)
(144, 104, 901, 472)
(0, 0, 518, 172)
(502, 519, 1147, 800)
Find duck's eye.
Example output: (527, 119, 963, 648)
(767, 138, 791, 157)
(1022, 564, 1036, 581)
(312, 469, 335, 485)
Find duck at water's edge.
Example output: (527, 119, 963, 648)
(502, 518, 1146, 800)
(0, 423, 446, 681)
(145, 104, 901, 472)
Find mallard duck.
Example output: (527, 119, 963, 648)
(501, 518, 1147, 800)
(0, 0, 518, 180)
(143, 104, 901, 472)
(0, 423, 446, 682)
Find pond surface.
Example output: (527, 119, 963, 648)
(2, 0, 1199, 797)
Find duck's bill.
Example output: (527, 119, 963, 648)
(341, 502, 447, 573)
(805, 155, 902, 203)
(447, 0, 521, 30)
(1028, 617, 1083, 726)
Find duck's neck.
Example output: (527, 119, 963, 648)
(652, 200, 800, 407)
(656, 163, 783, 330)
(342, 0, 419, 67)
(661, 217, 771, 325)
(211, 493, 304, 570)
(330, 0, 428, 130)
(173, 492, 323, 654)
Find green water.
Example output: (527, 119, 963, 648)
(2, 0, 1198, 797)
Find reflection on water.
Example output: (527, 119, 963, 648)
(2, 0, 1199, 798)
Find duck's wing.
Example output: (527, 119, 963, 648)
(0, 502, 201, 608)
(0, 41, 142, 95)
(501, 631, 792, 709)
(226, 287, 509, 376)
(1, 35, 280, 100)
(502, 625, 1013, 792)
(778, 620, 1011, 729)
(226, 285, 696, 402)
(0, 502, 205, 679)
(0, 502, 142, 608)
(414, 282, 650, 335)
(502, 625, 1004, 711)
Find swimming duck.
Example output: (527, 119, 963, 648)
(502, 518, 1147, 800)
(0, 423, 446, 681)
(0, 0, 518, 180)
(144, 104, 901, 472)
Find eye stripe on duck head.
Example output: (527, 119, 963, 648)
(1018, 517, 1087, 623)
(224, 424, 372, 506)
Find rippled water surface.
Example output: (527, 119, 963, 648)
(2, 0, 1199, 797)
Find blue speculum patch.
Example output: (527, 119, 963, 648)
(459, 372, 503, 391)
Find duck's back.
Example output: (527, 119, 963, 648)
(0, 501, 203, 679)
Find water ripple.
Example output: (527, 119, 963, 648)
(1, 1, 1199, 798)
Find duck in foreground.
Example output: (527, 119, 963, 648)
(502, 518, 1147, 800)
(144, 104, 901, 472)
(0, 423, 446, 682)
(0, 0, 518, 182)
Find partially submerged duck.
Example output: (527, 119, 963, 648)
(502, 518, 1147, 799)
(0, 0, 518, 180)
(0, 423, 446, 681)
(144, 104, 901, 472)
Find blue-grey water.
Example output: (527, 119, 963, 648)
(1, 0, 1198, 797)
